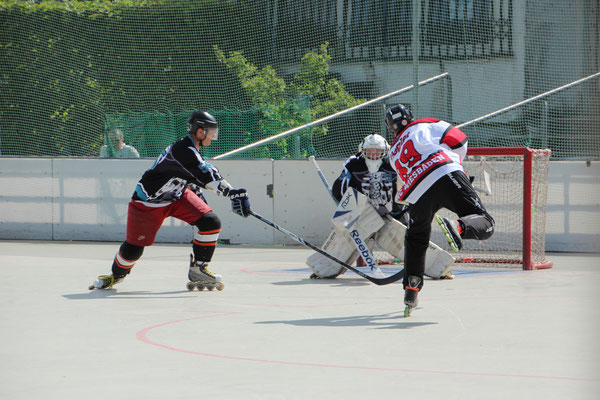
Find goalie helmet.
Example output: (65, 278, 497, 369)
(385, 104, 413, 136)
(358, 133, 390, 173)
(187, 111, 219, 140)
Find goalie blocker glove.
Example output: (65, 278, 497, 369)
(229, 188, 250, 218)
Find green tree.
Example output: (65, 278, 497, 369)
(214, 42, 363, 158)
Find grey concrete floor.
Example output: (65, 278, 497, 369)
(1, 240, 598, 400)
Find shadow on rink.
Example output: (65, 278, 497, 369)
(256, 312, 437, 330)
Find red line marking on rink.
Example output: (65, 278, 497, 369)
(136, 314, 599, 383)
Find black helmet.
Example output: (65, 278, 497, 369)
(385, 104, 413, 136)
(187, 110, 218, 134)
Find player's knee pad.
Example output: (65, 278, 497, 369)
(193, 211, 221, 232)
(306, 228, 357, 279)
(193, 212, 221, 262)
(460, 212, 494, 240)
(120, 241, 144, 261)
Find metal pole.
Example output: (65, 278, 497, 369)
(412, 0, 421, 116)
(457, 72, 600, 129)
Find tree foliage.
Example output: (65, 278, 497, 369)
(214, 43, 363, 158)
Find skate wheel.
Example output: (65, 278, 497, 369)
(186, 282, 195, 291)
(215, 282, 224, 291)
(198, 285, 206, 291)
(88, 285, 95, 290)
(207, 286, 215, 291)
(404, 306, 412, 318)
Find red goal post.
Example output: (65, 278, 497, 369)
(450, 147, 553, 270)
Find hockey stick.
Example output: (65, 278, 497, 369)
(249, 210, 403, 286)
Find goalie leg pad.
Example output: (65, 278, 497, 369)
(306, 228, 357, 279)
(424, 241, 455, 279)
(352, 202, 386, 238)
(374, 215, 454, 279)
(373, 215, 406, 262)
(332, 188, 385, 235)
(307, 201, 384, 279)
(309, 191, 387, 279)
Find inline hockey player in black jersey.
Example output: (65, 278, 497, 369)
(89, 111, 250, 291)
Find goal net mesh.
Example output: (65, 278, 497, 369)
(433, 149, 551, 268)
(371, 149, 551, 270)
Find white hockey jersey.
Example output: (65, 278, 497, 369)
(388, 118, 468, 204)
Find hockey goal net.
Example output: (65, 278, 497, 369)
(376, 147, 553, 270)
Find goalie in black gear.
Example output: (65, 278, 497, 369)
(306, 133, 455, 280)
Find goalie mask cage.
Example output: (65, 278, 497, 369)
(433, 147, 553, 270)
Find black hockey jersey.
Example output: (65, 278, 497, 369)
(332, 155, 398, 215)
(132, 135, 226, 204)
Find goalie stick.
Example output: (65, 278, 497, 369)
(308, 155, 339, 203)
(249, 210, 403, 286)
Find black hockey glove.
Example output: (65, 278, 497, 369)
(229, 188, 250, 218)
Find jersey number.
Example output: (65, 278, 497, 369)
(394, 140, 421, 180)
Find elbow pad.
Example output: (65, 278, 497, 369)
(205, 179, 232, 196)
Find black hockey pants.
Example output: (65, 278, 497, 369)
(403, 170, 495, 289)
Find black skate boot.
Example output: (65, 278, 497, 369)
(186, 254, 224, 291)
(436, 215, 463, 252)
(403, 275, 422, 317)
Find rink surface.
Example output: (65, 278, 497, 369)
(1, 240, 599, 400)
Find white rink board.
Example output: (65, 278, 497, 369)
(205, 159, 275, 245)
(0, 158, 54, 239)
(0, 157, 598, 252)
(272, 159, 338, 245)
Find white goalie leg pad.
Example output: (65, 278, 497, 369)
(373, 215, 455, 279)
(307, 190, 385, 279)
(373, 214, 406, 262)
(306, 227, 357, 278)
(424, 241, 455, 279)
(333, 188, 385, 236)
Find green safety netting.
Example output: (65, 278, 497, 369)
(1, 0, 598, 159)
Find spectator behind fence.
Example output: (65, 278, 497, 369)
(100, 129, 140, 158)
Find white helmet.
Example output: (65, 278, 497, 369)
(358, 134, 390, 173)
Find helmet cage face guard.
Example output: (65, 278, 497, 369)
(359, 134, 390, 173)
(363, 147, 385, 161)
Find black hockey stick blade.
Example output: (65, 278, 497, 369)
(249, 210, 404, 285)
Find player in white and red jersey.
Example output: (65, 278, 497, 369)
(386, 104, 494, 312)
(89, 111, 251, 290)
